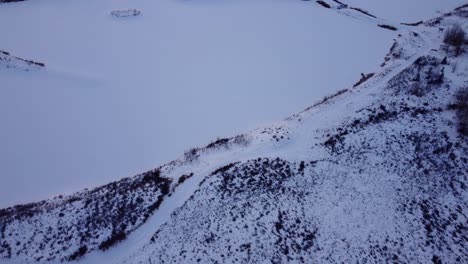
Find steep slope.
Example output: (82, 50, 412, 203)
(1, 5, 467, 264)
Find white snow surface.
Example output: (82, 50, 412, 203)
(0, 0, 398, 208)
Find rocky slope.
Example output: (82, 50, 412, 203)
(1, 5, 467, 264)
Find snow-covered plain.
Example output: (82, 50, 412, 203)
(0, 0, 397, 208)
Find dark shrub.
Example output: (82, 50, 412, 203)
(206, 138, 229, 149)
(409, 82, 425, 97)
(316, 1, 331, 8)
(232, 134, 249, 146)
(178, 173, 194, 185)
(443, 24, 465, 55)
(378, 24, 398, 31)
(99, 231, 126, 251)
(313, 89, 348, 107)
(353, 73, 374, 87)
(67, 246, 88, 261)
(184, 148, 198, 162)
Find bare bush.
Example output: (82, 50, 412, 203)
(443, 24, 465, 55)
(184, 148, 199, 162)
(315, 89, 348, 106)
(232, 134, 250, 147)
(409, 82, 425, 97)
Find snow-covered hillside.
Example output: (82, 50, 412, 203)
(1, 2, 467, 264)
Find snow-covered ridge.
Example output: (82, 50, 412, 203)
(1, 4, 467, 264)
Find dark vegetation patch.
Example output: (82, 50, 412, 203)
(214, 158, 300, 197)
(401, 21, 423, 26)
(443, 24, 465, 56)
(409, 198, 467, 256)
(454, 4, 468, 10)
(206, 138, 230, 149)
(210, 162, 240, 177)
(325, 104, 397, 152)
(381, 41, 399, 66)
(99, 231, 126, 251)
(232, 134, 250, 146)
(67, 246, 88, 261)
(205, 134, 249, 150)
(349, 7, 377, 18)
(387, 56, 444, 97)
(184, 148, 199, 162)
(448, 87, 468, 136)
(0, 0, 24, 3)
(353, 72, 374, 87)
(324, 102, 448, 154)
(331, 0, 346, 6)
(178, 173, 194, 185)
(150, 158, 321, 263)
(186, 134, 249, 163)
(378, 24, 398, 31)
(316, 0, 331, 8)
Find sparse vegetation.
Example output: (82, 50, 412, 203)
(232, 134, 250, 146)
(0, 167, 172, 261)
(353, 73, 375, 87)
(184, 148, 199, 162)
(408, 82, 425, 97)
(314, 89, 348, 107)
(443, 24, 465, 56)
(204, 134, 250, 152)
(206, 138, 230, 149)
